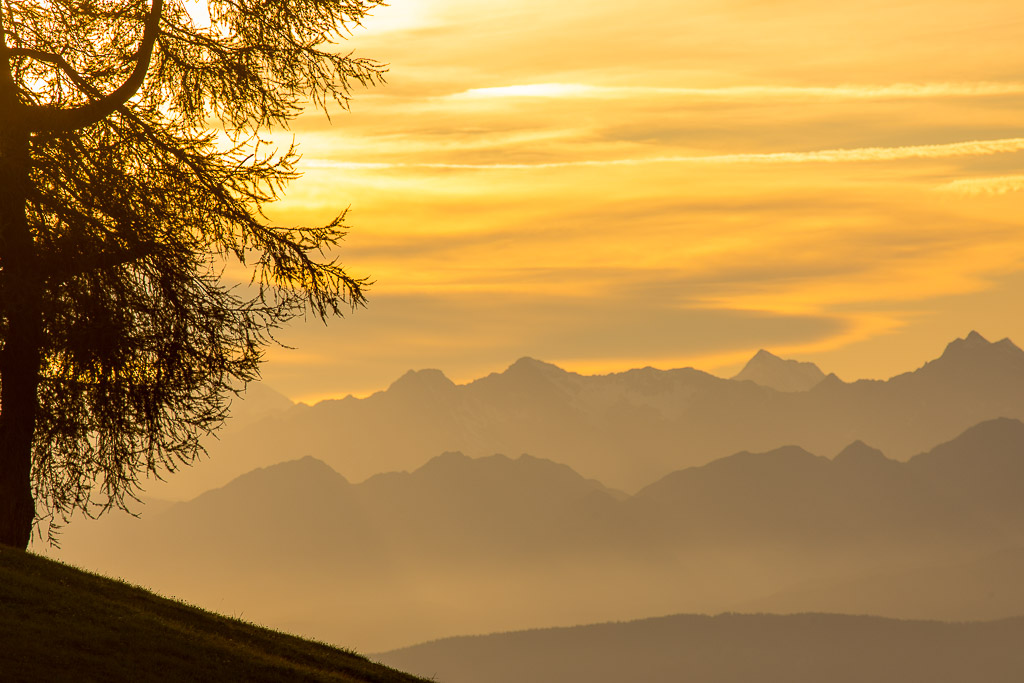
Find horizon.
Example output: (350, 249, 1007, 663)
(261, 328, 1018, 404)
(137, 326, 1024, 505)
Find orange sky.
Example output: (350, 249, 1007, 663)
(254, 0, 1024, 403)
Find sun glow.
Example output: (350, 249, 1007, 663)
(181, 0, 212, 29)
(452, 83, 600, 99)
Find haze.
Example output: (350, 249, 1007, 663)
(46, 333, 1024, 663)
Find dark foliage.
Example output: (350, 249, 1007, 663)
(0, 0, 385, 545)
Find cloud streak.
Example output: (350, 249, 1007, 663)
(937, 175, 1024, 195)
(305, 137, 1024, 171)
(450, 82, 1024, 101)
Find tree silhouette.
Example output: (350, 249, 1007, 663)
(0, 0, 385, 548)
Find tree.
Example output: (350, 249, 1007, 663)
(0, 0, 386, 548)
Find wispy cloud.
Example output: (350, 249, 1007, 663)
(305, 137, 1024, 171)
(449, 82, 1024, 101)
(937, 175, 1024, 195)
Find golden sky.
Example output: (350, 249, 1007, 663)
(257, 0, 1024, 402)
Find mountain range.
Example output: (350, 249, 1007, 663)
(48, 416, 1024, 652)
(154, 331, 1024, 497)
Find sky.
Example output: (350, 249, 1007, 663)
(254, 0, 1024, 403)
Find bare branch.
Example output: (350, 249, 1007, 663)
(9, 47, 95, 96)
(28, 0, 164, 133)
(0, 12, 19, 107)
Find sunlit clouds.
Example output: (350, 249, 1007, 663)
(450, 82, 1024, 102)
(302, 137, 1024, 170)
(250, 0, 1024, 402)
(939, 175, 1024, 195)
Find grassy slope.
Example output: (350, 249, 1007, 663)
(0, 546, 430, 683)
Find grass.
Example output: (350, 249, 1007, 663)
(0, 545, 433, 683)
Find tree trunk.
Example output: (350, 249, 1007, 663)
(0, 125, 42, 549)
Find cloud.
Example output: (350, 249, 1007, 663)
(449, 82, 1024, 101)
(936, 175, 1024, 195)
(252, 0, 1024, 402)
(302, 137, 1024, 170)
(348, 0, 1024, 97)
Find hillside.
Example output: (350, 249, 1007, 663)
(47, 418, 1024, 651)
(376, 612, 1024, 683)
(0, 546, 428, 683)
(152, 331, 1024, 497)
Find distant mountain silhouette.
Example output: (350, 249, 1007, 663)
(732, 349, 826, 391)
(50, 418, 1024, 652)
(376, 612, 1024, 683)
(153, 331, 1024, 497)
(906, 417, 1024, 537)
(228, 381, 295, 425)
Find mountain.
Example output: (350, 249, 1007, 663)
(375, 612, 1024, 683)
(357, 451, 625, 558)
(906, 417, 1024, 538)
(229, 381, 295, 425)
(629, 443, 983, 551)
(732, 349, 826, 391)
(0, 545, 428, 682)
(48, 418, 1024, 652)
(47, 451, 631, 652)
(151, 331, 1024, 497)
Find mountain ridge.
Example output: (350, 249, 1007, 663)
(151, 331, 1024, 498)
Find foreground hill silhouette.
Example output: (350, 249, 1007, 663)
(49, 418, 1024, 651)
(0, 547, 427, 682)
(377, 612, 1024, 683)
(158, 331, 1024, 496)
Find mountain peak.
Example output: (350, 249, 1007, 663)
(387, 368, 456, 394)
(498, 357, 571, 385)
(834, 440, 889, 466)
(942, 330, 989, 354)
(913, 417, 1024, 458)
(419, 450, 473, 469)
(258, 455, 347, 482)
(506, 356, 563, 373)
(194, 455, 349, 505)
(732, 350, 826, 392)
(406, 450, 615, 502)
(932, 331, 1024, 370)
